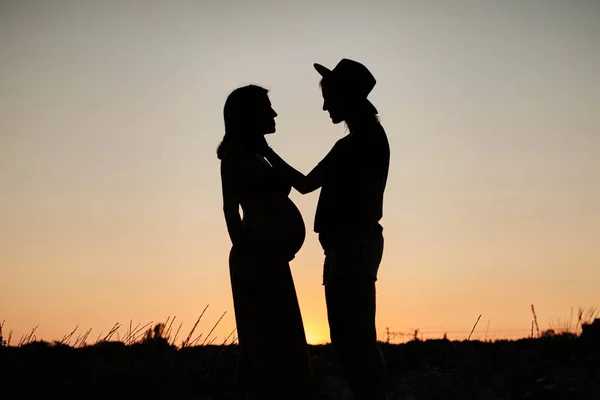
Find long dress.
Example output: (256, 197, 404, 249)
(228, 153, 312, 399)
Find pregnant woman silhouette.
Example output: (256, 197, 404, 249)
(218, 85, 312, 400)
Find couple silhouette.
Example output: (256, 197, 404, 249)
(218, 59, 390, 400)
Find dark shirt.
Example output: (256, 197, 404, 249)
(314, 120, 390, 237)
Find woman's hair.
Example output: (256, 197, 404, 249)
(217, 84, 269, 160)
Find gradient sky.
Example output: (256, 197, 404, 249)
(1, 0, 599, 345)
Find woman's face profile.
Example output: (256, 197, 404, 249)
(252, 94, 278, 135)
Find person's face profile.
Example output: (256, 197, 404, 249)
(321, 85, 345, 125)
(252, 95, 277, 135)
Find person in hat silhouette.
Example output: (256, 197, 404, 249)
(260, 59, 389, 400)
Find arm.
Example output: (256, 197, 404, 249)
(262, 146, 326, 195)
(220, 155, 246, 248)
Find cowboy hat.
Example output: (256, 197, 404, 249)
(314, 58, 378, 114)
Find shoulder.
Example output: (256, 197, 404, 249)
(318, 137, 345, 165)
(332, 134, 353, 153)
(366, 122, 389, 150)
(376, 124, 390, 151)
(367, 120, 387, 140)
(356, 123, 390, 164)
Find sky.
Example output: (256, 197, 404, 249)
(1, 0, 599, 345)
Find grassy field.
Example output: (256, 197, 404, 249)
(1, 334, 599, 400)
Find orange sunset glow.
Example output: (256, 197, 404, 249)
(1, 1, 599, 347)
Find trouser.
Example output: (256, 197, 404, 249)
(320, 231, 387, 400)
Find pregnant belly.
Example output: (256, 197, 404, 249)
(243, 197, 306, 259)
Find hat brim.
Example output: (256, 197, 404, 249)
(314, 63, 331, 77)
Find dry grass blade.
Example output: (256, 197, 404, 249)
(26, 325, 38, 344)
(189, 333, 203, 347)
(547, 305, 598, 335)
(165, 316, 176, 340)
(124, 320, 135, 344)
(130, 321, 153, 344)
(18, 325, 39, 346)
(202, 311, 226, 346)
(131, 322, 154, 343)
(28, 325, 39, 342)
(531, 305, 540, 338)
(79, 328, 92, 347)
(125, 322, 142, 344)
(182, 305, 209, 348)
(102, 323, 121, 342)
(172, 322, 183, 347)
(467, 314, 482, 341)
(583, 307, 599, 323)
(223, 327, 237, 345)
(61, 325, 79, 345)
(577, 306, 598, 334)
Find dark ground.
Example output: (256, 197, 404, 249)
(1, 335, 599, 399)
